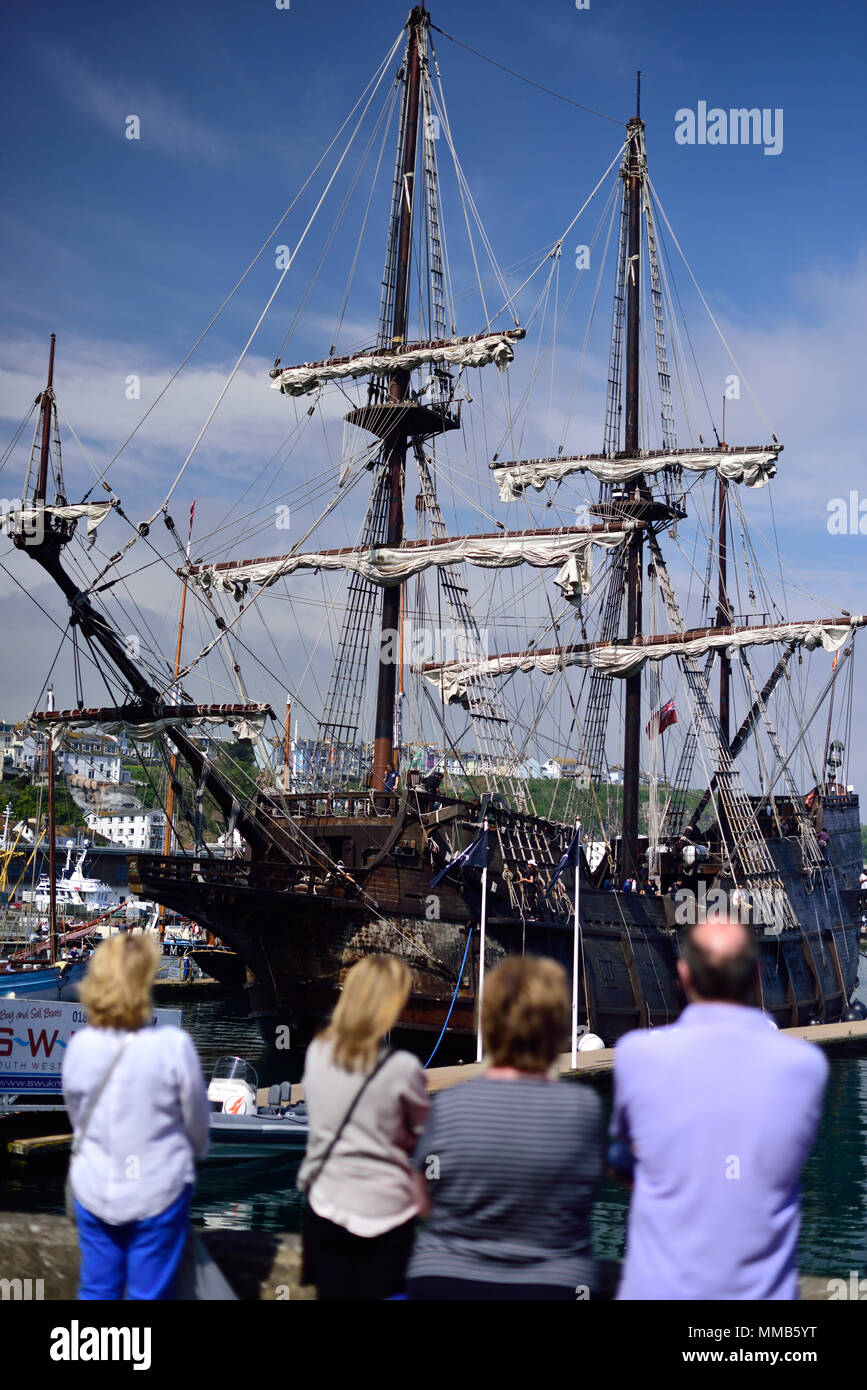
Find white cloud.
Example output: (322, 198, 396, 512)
(38, 45, 232, 164)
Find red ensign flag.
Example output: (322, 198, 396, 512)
(646, 699, 678, 738)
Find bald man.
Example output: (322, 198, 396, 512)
(610, 918, 828, 1300)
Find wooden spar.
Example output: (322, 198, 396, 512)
(622, 91, 644, 880)
(160, 507, 195, 935)
(268, 327, 525, 379)
(371, 6, 425, 795)
(397, 584, 405, 763)
(283, 699, 291, 793)
(717, 396, 732, 750)
(20, 523, 273, 856)
(421, 616, 867, 674)
(46, 686, 57, 966)
(489, 442, 783, 472)
(180, 521, 639, 580)
(822, 658, 838, 781)
(33, 338, 59, 964)
(31, 702, 271, 723)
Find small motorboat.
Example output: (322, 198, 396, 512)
(0, 956, 89, 1000)
(207, 1056, 309, 1151)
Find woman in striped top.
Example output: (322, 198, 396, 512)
(407, 956, 603, 1300)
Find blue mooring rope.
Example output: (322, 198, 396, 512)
(424, 925, 474, 1069)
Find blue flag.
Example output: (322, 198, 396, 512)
(430, 828, 489, 888)
(546, 826, 582, 897)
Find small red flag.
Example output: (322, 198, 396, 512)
(646, 699, 678, 738)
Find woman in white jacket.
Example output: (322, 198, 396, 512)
(62, 933, 210, 1300)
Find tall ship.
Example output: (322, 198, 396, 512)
(6, 4, 864, 1054)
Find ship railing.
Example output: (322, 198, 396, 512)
(131, 853, 335, 897)
(819, 792, 858, 810)
(268, 790, 381, 820)
(265, 788, 479, 821)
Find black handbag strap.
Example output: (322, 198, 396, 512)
(307, 1047, 394, 1193)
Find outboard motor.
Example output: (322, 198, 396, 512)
(207, 1056, 258, 1114)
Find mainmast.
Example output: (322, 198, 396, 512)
(621, 80, 644, 878)
(717, 477, 732, 738)
(371, 5, 425, 793)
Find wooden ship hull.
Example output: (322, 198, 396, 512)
(129, 786, 863, 1054)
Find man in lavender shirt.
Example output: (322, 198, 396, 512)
(610, 917, 828, 1300)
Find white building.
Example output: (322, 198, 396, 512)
(85, 809, 167, 850)
(61, 733, 126, 785)
(117, 735, 157, 762)
(0, 724, 36, 772)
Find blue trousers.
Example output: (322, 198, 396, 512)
(75, 1184, 192, 1300)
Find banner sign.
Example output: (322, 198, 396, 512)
(0, 1000, 181, 1093)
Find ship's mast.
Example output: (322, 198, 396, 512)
(621, 79, 644, 878)
(371, 5, 425, 793)
(717, 479, 731, 745)
(34, 337, 59, 961)
(46, 684, 57, 966)
(34, 333, 56, 505)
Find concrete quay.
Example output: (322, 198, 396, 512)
(0, 1214, 851, 1301)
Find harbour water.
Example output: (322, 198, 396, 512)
(3, 983, 866, 1281)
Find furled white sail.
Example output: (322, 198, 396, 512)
(270, 331, 522, 397)
(425, 618, 864, 705)
(0, 501, 113, 540)
(42, 709, 270, 750)
(189, 526, 637, 602)
(492, 446, 781, 501)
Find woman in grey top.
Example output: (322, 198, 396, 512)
(408, 956, 603, 1300)
(298, 954, 429, 1300)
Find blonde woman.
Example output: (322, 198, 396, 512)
(407, 956, 604, 1300)
(62, 934, 210, 1300)
(297, 954, 430, 1300)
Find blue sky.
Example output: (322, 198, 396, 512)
(0, 0, 865, 790)
(2, 0, 863, 354)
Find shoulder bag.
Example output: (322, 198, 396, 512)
(300, 1047, 394, 1284)
(64, 1034, 133, 1220)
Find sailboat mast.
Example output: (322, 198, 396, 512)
(371, 5, 425, 793)
(621, 82, 644, 878)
